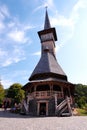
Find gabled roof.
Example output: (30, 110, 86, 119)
(29, 51, 67, 81)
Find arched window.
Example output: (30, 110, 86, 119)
(53, 85, 61, 91)
(36, 84, 50, 91)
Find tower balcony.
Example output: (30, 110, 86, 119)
(28, 91, 64, 99)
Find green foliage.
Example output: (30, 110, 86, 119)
(7, 83, 25, 105)
(0, 84, 5, 107)
(76, 108, 87, 116)
(75, 84, 87, 108)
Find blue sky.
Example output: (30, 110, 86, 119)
(0, 0, 87, 89)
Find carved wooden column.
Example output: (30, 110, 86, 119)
(37, 102, 40, 116)
(54, 93, 57, 111)
(46, 102, 48, 116)
(50, 83, 53, 95)
(61, 86, 64, 97)
(34, 84, 37, 97)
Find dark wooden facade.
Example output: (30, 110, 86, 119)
(22, 9, 75, 116)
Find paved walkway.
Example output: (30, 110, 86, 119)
(0, 109, 87, 130)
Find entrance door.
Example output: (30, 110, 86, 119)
(39, 103, 46, 115)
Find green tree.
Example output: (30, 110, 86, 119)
(0, 83, 5, 107)
(75, 84, 87, 108)
(7, 83, 25, 105)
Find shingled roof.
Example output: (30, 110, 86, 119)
(29, 50, 67, 81)
(29, 9, 67, 81)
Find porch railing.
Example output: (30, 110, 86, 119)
(28, 91, 64, 99)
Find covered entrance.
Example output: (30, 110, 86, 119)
(39, 103, 46, 115)
(37, 101, 48, 116)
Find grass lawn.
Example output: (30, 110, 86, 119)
(76, 108, 87, 116)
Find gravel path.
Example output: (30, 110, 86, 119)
(0, 109, 87, 130)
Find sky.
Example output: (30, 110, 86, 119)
(0, 0, 87, 89)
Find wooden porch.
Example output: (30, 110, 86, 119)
(28, 91, 64, 99)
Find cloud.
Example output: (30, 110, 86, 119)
(53, 0, 87, 27)
(7, 20, 34, 44)
(0, 4, 10, 21)
(33, 0, 55, 13)
(0, 4, 34, 67)
(0, 46, 25, 67)
(0, 48, 7, 57)
(0, 21, 5, 31)
(33, 5, 44, 13)
(51, 13, 74, 28)
(44, 0, 55, 9)
(2, 56, 23, 67)
(31, 51, 41, 56)
(0, 41, 26, 67)
(0, 5, 8, 32)
(0, 4, 10, 18)
(6, 19, 33, 44)
(1, 78, 13, 89)
(7, 29, 28, 43)
(73, 0, 87, 11)
(49, 0, 87, 52)
(33, 0, 87, 51)
(1, 70, 30, 88)
(10, 70, 31, 82)
(7, 23, 34, 44)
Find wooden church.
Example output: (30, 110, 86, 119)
(22, 9, 75, 116)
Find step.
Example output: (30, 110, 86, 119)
(61, 113, 71, 117)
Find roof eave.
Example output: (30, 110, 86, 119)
(38, 28, 57, 41)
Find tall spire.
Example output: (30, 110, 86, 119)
(44, 7, 51, 29)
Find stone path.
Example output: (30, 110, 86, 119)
(0, 109, 87, 130)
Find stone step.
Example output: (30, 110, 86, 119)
(61, 113, 71, 117)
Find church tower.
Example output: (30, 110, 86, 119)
(29, 8, 67, 82)
(22, 9, 75, 116)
